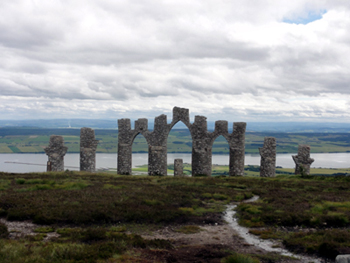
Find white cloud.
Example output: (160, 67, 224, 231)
(0, 0, 349, 122)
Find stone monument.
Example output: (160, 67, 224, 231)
(117, 106, 246, 176)
(80, 127, 99, 172)
(292, 145, 314, 175)
(44, 135, 68, 172)
(259, 137, 276, 177)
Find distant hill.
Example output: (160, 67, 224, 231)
(0, 119, 349, 133)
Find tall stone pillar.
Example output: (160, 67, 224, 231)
(259, 137, 276, 177)
(174, 159, 183, 176)
(147, 115, 168, 176)
(229, 122, 246, 176)
(292, 145, 314, 175)
(80, 127, 99, 172)
(44, 135, 68, 171)
(117, 119, 133, 175)
(191, 116, 212, 176)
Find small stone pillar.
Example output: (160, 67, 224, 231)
(259, 137, 276, 177)
(80, 127, 99, 172)
(44, 135, 68, 171)
(174, 159, 183, 176)
(292, 145, 314, 175)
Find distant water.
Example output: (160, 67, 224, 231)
(0, 153, 349, 173)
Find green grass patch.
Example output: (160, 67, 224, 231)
(34, 227, 55, 233)
(7, 146, 21, 153)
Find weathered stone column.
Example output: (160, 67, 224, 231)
(292, 145, 314, 175)
(229, 122, 246, 176)
(191, 116, 212, 176)
(44, 135, 68, 171)
(147, 115, 168, 176)
(174, 159, 183, 176)
(80, 127, 99, 172)
(259, 137, 276, 177)
(117, 119, 133, 175)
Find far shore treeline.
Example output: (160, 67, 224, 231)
(0, 127, 349, 154)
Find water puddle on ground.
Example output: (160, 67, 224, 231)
(223, 196, 322, 263)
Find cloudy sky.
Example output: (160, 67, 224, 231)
(0, 0, 350, 123)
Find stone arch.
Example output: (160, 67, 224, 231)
(168, 107, 192, 131)
(167, 120, 193, 176)
(131, 132, 149, 174)
(117, 118, 150, 175)
(117, 106, 246, 177)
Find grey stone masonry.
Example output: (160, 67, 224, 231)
(292, 145, 314, 175)
(228, 122, 246, 176)
(117, 106, 246, 176)
(117, 118, 138, 175)
(44, 135, 68, 171)
(174, 159, 183, 176)
(336, 255, 350, 263)
(80, 127, 99, 172)
(259, 137, 276, 177)
(191, 115, 212, 176)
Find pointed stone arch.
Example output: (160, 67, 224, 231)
(117, 107, 246, 176)
(117, 118, 149, 175)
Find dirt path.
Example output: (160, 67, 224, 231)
(0, 214, 329, 263)
(141, 222, 326, 263)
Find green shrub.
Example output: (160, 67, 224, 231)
(15, 178, 26, 184)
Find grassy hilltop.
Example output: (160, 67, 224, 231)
(0, 128, 349, 154)
(1, 171, 350, 262)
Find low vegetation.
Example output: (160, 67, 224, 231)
(0, 171, 350, 261)
(0, 128, 349, 153)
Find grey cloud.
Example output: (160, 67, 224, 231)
(0, 1, 349, 121)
